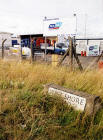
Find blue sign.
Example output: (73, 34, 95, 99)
(49, 22, 62, 30)
(89, 46, 94, 51)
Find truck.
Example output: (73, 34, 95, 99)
(41, 43, 68, 55)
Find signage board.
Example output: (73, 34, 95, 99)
(48, 87, 86, 111)
(86, 45, 99, 56)
(43, 18, 76, 37)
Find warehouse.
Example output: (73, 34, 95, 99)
(76, 38, 103, 55)
(19, 17, 103, 56)
(20, 34, 43, 48)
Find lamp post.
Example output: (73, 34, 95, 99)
(84, 14, 87, 38)
(73, 13, 77, 35)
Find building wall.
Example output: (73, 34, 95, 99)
(12, 36, 21, 45)
(76, 39, 103, 54)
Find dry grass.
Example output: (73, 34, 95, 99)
(0, 60, 103, 140)
(0, 60, 103, 98)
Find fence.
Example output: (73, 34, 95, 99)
(0, 45, 21, 60)
(1, 38, 103, 70)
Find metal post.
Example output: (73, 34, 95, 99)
(2, 39, 7, 59)
(44, 17, 47, 61)
(74, 13, 77, 34)
(30, 36, 34, 62)
(73, 36, 83, 71)
(45, 36, 47, 61)
(0, 92, 1, 113)
(84, 14, 87, 38)
(20, 45, 22, 60)
(69, 37, 73, 70)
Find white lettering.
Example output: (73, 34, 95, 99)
(48, 87, 86, 111)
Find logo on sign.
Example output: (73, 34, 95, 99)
(49, 22, 62, 30)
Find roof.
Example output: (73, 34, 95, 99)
(0, 32, 12, 35)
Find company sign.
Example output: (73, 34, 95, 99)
(87, 45, 99, 56)
(49, 22, 62, 30)
(44, 18, 76, 36)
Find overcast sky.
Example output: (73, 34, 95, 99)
(0, 0, 103, 37)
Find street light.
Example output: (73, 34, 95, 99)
(84, 14, 87, 38)
(44, 16, 47, 21)
(73, 13, 77, 35)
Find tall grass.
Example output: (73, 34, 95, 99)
(0, 60, 103, 140)
(0, 60, 103, 98)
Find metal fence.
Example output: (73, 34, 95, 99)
(0, 45, 21, 60)
(0, 43, 103, 70)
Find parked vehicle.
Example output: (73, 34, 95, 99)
(41, 43, 68, 55)
(41, 43, 54, 54)
(54, 43, 68, 55)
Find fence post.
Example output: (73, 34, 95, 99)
(20, 45, 22, 60)
(45, 36, 47, 61)
(30, 37, 34, 62)
(0, 91, 1, 113)
(73, 36, 83, 71)
(31, 44, 34, 62)
(69, 37, 73, 70)
(2, 39, 7, 59)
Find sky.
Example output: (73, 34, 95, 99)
(0, 0, 103, 37)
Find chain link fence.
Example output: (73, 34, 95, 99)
(0, 44, 103, 70)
